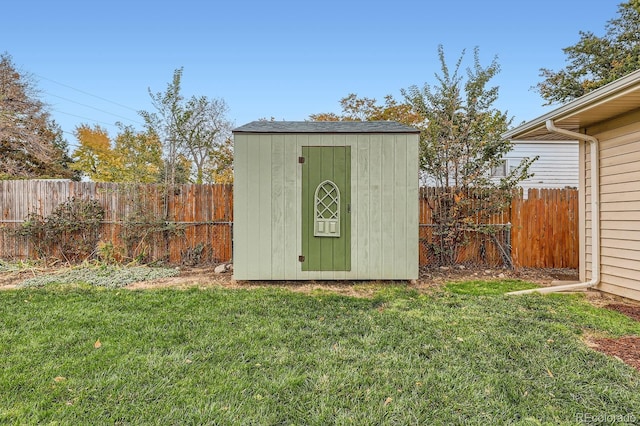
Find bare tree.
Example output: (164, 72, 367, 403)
(175, 96, 232, 184)
(140, 68, 233, 184)
(139, 68, 184, 186)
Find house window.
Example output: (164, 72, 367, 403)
(491, 160, 507, 177)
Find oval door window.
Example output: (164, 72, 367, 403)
(314, 180, 340, 237)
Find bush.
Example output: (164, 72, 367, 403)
(16, 197, 105, 263)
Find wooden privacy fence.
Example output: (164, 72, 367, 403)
(0, 181, 577, 268)
(419, 187, 513, 268)
(510, 188, 578, 268)
(418, 187, 579, 269)
(0, 180, 233, 264)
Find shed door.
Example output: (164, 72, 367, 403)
(301, 146, 351, 271)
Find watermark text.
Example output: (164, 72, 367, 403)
(575, 412, 636, 424)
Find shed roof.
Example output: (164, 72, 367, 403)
(233, 121, 420, 134)
(503, 69, 640, 141)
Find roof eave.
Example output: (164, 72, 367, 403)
(232, 120, 421, 134)
(503, 69, 640, 141)
(233, 130, 422, 134)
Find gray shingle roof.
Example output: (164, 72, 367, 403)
(233, 121, 420, 134)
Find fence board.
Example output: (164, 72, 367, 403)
(509, 188, 579, 268)
(419, 187, 578, 268)
(0, 181, 577, 269)
(0, 181, 233, 265)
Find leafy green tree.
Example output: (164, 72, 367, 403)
(139, 68, 183, 186)
(536, 0, 640, 104)
(140, 68, 233, 184)
(0, 52, 76, 179)
(403, 45, 534, 266)
(158, 154, 192, 185)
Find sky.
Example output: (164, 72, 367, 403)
(2, 0, 623, 149)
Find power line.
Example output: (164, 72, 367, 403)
(45, 92, 145, 126)
(34, 73, 142, 113)
(52, 109, 118, 128)
(60, 131, 80, 148)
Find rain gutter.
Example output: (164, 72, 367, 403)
(507, 119, 600, 295)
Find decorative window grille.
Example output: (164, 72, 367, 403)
(314, 180, 340, 237)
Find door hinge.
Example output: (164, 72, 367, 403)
(298, 255, 305, 262)
(298, 156, 305, 164)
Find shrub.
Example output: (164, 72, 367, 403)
(15, 197, 105, 263)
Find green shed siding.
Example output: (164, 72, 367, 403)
(233, 130, 419, 280)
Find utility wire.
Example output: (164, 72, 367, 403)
(46, 92, 145, 126)
(52, 109, 118, 127)
(34, 73, 142, 113)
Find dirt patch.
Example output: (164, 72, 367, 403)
(597, 303, 640, 371)
(124, 265, 571, 294)
(587, 336, 640, 371)
(125, 266, 227, 290)
(605, 303, 640, 322)
(0, 264, 590, 293)
(581, 303, 640, 372)
(419, 266, 579, 286)
(0, 267, 54, 290)
(125, 269, 437, 298)
(0, 264, 570, 295)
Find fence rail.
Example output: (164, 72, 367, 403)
(418, 187, 579, 268)
(0, 181, 578, 268)
(0, 181, 233, 265)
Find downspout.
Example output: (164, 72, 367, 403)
(508, 119, 600, 295)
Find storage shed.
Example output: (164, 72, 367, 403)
(232, 121, 420, 280)
(504, 69, 640, 301)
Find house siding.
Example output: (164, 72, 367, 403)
(233, 132, 419, 280)
(505, 142, 578, 194)
(584, 114, 640, 300)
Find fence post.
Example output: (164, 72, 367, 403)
(505, 222, 512, 269)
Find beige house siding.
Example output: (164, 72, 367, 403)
(584, 111, 640, 300)
(502, 70, 640, 301)
(233, 131, 419, 280)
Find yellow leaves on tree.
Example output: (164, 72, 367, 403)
(113, 125, 163, 183)
(73, 125, 119, 182)
(72, 124, 163, 183)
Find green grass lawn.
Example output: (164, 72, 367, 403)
(1, 280, 640, 425)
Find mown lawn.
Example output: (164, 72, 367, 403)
(1, 281, 640, 425)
